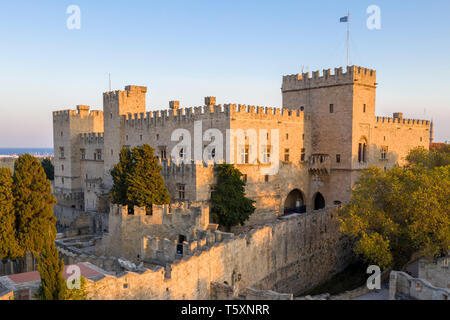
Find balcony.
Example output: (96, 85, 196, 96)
(308, 154, 331, 175)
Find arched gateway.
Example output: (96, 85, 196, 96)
(313, 192, 325, 210)
(284, 189, 306, 214)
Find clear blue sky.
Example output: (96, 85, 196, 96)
(0, 0, 449, 147)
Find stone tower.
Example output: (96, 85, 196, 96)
(102, 85, 147, 188)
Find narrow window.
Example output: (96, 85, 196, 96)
(156, 134, 159, 140)
(61, 164, 64, 171)
(336, 154, 341, 163)
(59, 147, 64, 159)
(363, 104, 366, 113)
(61, 131, 63, 137)
(263, 145, 271, 163)
(61, 177, 64, 184)
(358, 143, 362, 162)
(286, 133, 289, 140)
(140, 135, 143, 141)
(329, 104, 334, 113)
(179, 148, 185, 160)
(284, 149, 290, 162)
(301, 148, 306, 162)
(240, 145, 249, 164)
(242, 174, 247, 183)
(111, 149, 113, 156)
(381, 146, 388, 160)
(177, 184, 185, 199)
(264, 175, 269, 183)
(126, 135, 128, 141)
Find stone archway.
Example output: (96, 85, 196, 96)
(284, 189, 306, 214)
(313, 192, 325, 210)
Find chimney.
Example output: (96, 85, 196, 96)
(393, 112, 403, 120)
(204, 96, 216, 107)
(169, 100, 180, 110)
(77, 105, 90, 115)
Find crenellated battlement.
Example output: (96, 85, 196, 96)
(375, 116, 430, 127)
(80, 132, 104, 144)
(121, 102, 303, 129)
(53, 106, 103, 122)
(282, 65, 376, 91)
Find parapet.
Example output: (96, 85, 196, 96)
(282, 65, 376, 91)
(121, 102, 303, 130)
(375, 116, 430, 127)
(53, 107, 103, 122)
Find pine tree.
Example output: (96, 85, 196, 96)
(210, 164, 256, 231)
(110, 145, 170, 210)
(37, 241, 67, 300)
(13, 154, 57, 256)
(0, 168, 21, 260)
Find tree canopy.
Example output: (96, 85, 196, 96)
(210, 164, 256, 231)
(36, 241, 67, 300)
(339, 146, 450, 270)
(0, 168, 21, 260)
(41, 158, 54, 181)
(13, 154, 57, 256)
(110, 144, 170, 209)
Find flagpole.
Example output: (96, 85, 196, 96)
(347, 10, 350, 66)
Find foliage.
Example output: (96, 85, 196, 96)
(110, 144, 170, 209)
(339, 163, 450, 270)
(41, 158, 54, 181)
(406, 145, 450, 169)
(37, 241, 67, 300)
(66, 276, 88, 300)
(0, 168, 21, 260)
(210, 164, 256, 231)
(12, 154, 57, 256)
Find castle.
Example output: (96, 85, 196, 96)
(52, 65, 431, 228)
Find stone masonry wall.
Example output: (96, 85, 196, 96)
(86, 206, 354, 299)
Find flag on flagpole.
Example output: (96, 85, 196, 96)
(340, 16, 348, 23)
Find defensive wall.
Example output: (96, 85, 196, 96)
(84, 206, 354, 299)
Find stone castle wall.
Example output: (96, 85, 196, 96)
(86, 206, 354, 300)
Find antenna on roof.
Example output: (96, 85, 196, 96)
(108, 73, 111, 91)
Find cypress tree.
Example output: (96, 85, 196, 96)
(37, 241, 67, 300)
(110, 147, 132, 205)
(0, 168, 21, 260)
(126, 144, 171, 208)
(210, 164, 256, 231)
(41, 158, 54, 181)
(110, 145, 170, 210)
(13, 154, 57, 256)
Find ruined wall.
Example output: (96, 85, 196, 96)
(418, 255, 450, 289)
(86, 206, 354, 300)
(389, 271, 450, 300)
(96, 202, 210, 261)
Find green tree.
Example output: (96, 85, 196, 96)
(110, 145, 170, 210)
(41, 158, 54, 181)
(66, 276, 88, 300)
(406, 145, 450, 169)
(13, 154, 57, 256)
(36, 241, 67, 300)
(339, 165, 450, 270)
(210, 164, 256, 231)
(0, 168, 21, 260)
(110, 147, 133, 205)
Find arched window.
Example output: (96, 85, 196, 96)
(358, 137, 368, 163)
(313, 192, 325, 210)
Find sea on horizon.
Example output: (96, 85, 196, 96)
(0, 148, 53, 157)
